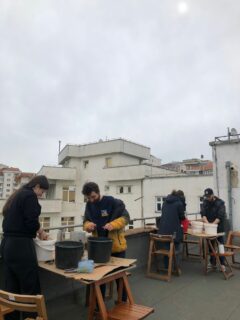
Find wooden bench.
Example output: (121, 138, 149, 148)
(224, 231, 240, 267)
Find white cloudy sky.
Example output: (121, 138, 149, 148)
(0, 0, 240, 172)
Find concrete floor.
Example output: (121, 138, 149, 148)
(44, 259, 240, 320)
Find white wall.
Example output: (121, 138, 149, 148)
(212, 141, 240, 229)
(143, 175, 214, 217)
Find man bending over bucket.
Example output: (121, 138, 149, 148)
(82, 182, 130, 301)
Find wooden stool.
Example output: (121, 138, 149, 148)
(183, 233, 204, 260)
(88, 271, 154, 320)
(224, 231, 240, 268)
(206, 238, 234, 280)
(147, 234, 181, 282)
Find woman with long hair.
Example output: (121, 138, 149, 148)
(1, 175, 49, 320)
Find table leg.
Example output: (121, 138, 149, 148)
(88, 283, 96, 320)
(204, 238, 208, 274)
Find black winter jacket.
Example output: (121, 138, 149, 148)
(2, 187, 41, 238)
(158, 195, 185, 242)
(201, 197, 226, 233)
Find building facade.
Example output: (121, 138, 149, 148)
(210, 130, 240, 230)
(0, 139, 214, 231)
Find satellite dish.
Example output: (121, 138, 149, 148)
(231, 128, 238, 136)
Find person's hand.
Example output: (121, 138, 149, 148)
(86, 222, 96, 232)
(38, 229, 49, 240)
(103, 223, 114, 231)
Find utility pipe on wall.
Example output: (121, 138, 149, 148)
(225, 161, 233, 230)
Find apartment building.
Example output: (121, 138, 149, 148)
(0, 167, 21, 199)
(161, 158, 213, 175)
(22, 138, 212, 231)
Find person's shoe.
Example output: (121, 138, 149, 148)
(220, 265, 226, 272)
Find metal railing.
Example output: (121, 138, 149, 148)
(0, 213, 201, 239)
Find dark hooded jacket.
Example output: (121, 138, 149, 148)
(201, 197, 226, 233)
(158, 195, 185, 242)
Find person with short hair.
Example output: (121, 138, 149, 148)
(1, 175, 49, 320)
(201, 188, 226, 270)
(158, 190, 186, 269)
(82, 182, 130, 301)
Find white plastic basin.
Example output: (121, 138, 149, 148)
(204, 223, 218, 235)
(34, 239, 56, 262)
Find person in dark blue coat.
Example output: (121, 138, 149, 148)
(158, 190, 185, 268)
(1, 175, 49, 320)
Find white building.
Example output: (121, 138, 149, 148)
(210, 129, 240, 230)
(0, 138, 214, 231)
(0, 167, 21, 199)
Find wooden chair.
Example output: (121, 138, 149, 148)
(206, 238, 234, 280)
(224, 231, 240, 267)
(0, 290, 48, 320)
(147, 233, 181, 282)
(182, 233, 204, 260)
(0, 305, 13, 317)
(88, 271, 154, 320)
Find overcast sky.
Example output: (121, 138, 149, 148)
(0, 0, 240, 172)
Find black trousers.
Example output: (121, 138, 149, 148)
(1, 237, 41, 320)
(209, 236, 225, 265)
(100, 251, 127, 302)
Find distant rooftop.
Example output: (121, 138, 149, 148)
(58, 138, 152, 165)
(210, 129, 240, 146)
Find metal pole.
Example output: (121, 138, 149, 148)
(225, 161, 233, 230)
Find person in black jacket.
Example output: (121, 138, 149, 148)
(0, 175, 49, 320)
(201, 188, 226, 270)
(158, 190, 185, 268)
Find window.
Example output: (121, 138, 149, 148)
(83, 160, 89, 169)
(104, 185, 110, 192)
(117, 186, 132, 194)
(61, 217, 75, 232)
(6, 189, 10, 192)
(7, 179, 11, 182)
(7, 184, 11, 187)
(105, 157, 112, 168)
(39, 217, 51, 229)
(155, 196, 167, 213)
(62, 186, 76, 202)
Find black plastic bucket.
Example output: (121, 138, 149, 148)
(55, 241, 84, 269)
(88, 237, 113, 263)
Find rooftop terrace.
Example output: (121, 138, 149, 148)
(1, 228, 240, 320)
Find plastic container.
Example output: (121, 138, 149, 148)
(204, 223, 218, 235)
(88, 237, 113, 263)
(55, 241, 84, 269)
(191, 221, 204, 234)
(34, 239, 56, 262)
(78, 260, 94, 273)
(70, 231, 87, 244)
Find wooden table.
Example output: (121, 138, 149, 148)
(39, 259, 145, 320)
(187, 230, 233, 279)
